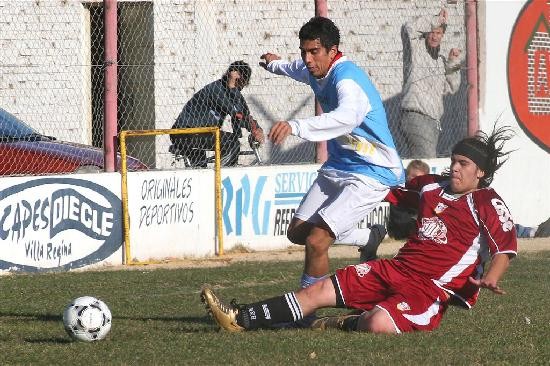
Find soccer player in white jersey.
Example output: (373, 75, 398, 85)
(258, 17, 404, 321)
(201, 126, 518, 334)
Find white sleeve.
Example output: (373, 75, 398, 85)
(266, 59, 310, 84)
(288, 79, 371, 142)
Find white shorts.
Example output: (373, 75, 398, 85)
(294, 169, 390, 240)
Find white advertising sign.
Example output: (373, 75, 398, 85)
(126, 169, 216, 260)
(0, 174, 123, 272)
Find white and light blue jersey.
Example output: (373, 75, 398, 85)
(267, 56, 404, 186)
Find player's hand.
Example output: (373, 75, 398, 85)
(260, 53, 281, 69)
(268, 121, 292, 145)
(449, 48, 461, 60)
(468, 276, 506, 295)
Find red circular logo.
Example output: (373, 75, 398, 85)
(508, 0, 550, 152)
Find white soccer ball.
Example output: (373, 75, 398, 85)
(63, 296, 112, 342)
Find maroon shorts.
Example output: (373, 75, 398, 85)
(333, 259, 449, 333)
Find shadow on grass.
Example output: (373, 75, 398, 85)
(0, 312, 218, 334)
(0, 312, 209, 323)
(114, 314, 219, 333)
(114, 314, 210, 323)
(24, 337, 73, 344)
(0, 312, 62, 322)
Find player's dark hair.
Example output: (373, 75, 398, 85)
(299, 16, 340, 50)
(449, 125, 514, 188)
(223, 60, 251, 86)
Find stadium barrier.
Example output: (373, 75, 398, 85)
(119, 127, 223, 265)
(0, 156, 484, 273)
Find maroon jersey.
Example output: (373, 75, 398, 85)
(387, 174, 518, 308)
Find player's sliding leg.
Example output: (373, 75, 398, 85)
(201, 278, 337, 332)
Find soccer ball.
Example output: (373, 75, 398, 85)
(63, 296, 112, 342)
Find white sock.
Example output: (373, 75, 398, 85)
(300, 273, 328, 289)
(333, 227, 372, 246)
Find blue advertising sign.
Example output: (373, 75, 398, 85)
(222, 170, 318, 238)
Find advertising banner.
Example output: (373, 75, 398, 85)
(0, 159, 453, 271)
(220, 159, 449, 251)
(126, 169, 216, 260)
(0, 174, 123, 272)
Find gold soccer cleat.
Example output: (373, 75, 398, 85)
(201, 286, 244, 332)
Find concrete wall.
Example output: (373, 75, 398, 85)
(0, 0, 89, 142)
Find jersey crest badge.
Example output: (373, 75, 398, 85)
(419, 217, 448, 244)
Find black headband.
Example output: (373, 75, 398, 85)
(452, 140, 488, 171)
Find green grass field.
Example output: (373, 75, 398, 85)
(0, 251, 548, 365)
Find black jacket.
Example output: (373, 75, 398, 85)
(172, 79, 253, 138)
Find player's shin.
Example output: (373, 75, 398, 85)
(237, 292, 304, 330)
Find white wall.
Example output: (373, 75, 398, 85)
(1, 0, 468, 165)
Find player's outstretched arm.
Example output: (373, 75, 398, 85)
(468, 253, 512, 295)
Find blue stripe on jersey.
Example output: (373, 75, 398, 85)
(308, 61, 404, 186)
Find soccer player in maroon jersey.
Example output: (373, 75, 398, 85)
(201, 126, 517, 334)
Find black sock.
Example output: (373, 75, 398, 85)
(236, 292, 303, 330)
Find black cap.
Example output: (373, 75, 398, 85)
(227, 60, 251, 85)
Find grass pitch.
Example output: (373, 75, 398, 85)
(0, 251, 548, 365)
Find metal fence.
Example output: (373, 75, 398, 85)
(0, 0, 470, 175)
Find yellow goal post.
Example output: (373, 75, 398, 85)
(119, 127, 223, 265)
